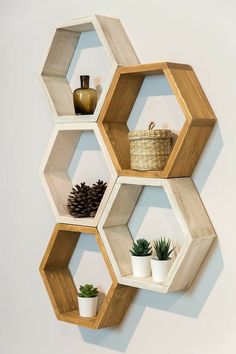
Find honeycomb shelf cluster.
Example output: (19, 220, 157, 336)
(39, 15, 217, 329)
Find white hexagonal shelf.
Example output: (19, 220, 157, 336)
(98, 176, 216, 293)
(40, 123, 117, 226)
(40, 15, 139, 123)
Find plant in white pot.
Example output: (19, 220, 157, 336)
(151, 238, 175, 282)
(130, 238, 152, 277)
(78, 284, 99, 317)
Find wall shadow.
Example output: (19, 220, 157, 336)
(69, 232, 100, 278)
(78, 239, 223, 352)
(127, 185, 184, 242)
(67, 131, 100, 180)
(67, 130, 110, 185)
(134, 239, 223, 317)
(127, 74, 185, 133)
(193, 122, 223, 192)
(79, 293, 144, 353)
(69, 232, 111, 295)
(66, 31, 102, 82)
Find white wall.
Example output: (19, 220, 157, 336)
(0, 0, 235, 353)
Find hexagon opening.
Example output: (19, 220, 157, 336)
(41, 124, 117, 226)
(127, 74, 185, 136)
(69, 232, 112, 312)
(128, 185, 186, 248)
(39, 224, 136, 329)
(98, 62, 216, 177)
(66, 31, 111, 102)
(41, 15, 139, 121)
(98, 177, 216, 293)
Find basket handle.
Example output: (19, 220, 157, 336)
(149, 121, 155, 130)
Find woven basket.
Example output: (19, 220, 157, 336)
(128, 122, 173, 171)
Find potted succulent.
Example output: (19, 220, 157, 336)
(151, 238, 175, 282)
(78, 284, 99, 317)
(130, 238, 152, 277)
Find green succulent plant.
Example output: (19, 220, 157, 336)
(130, 238, 152, 257)
(153, 238, 174, 260)
(78, 284, 99, 298)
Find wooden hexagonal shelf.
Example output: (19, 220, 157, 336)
(41, 15, 139, 123)
(98, 176, 216, 293)
(98, 62, 216, 177)
(40, 123, 117, 226)
(39, 224, 136, 329)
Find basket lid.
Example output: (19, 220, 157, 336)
(128, 122, 172, 140)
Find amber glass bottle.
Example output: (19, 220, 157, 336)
(73, 75, 97, 115)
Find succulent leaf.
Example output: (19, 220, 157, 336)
(78, 284, 99, 298)
(130, 238, 152, 256)
(153, 238, 174, 260)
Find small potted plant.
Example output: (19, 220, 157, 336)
(130, 238, 152, 277)
(78, 284, 99, 317)
(151, 238, 175, 282)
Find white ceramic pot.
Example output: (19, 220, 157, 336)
(78, 296, 98, 317)
(151, 258, 172, 282)
(131, 255, 152, 277)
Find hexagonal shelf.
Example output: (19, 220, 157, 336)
(39, 224, 136, 329)
(98, 176, 216, 293)
(40, 123, 117, 226)
(41, 15, 139, 123)
(98, 62, 216, 177)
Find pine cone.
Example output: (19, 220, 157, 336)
(67, 182, 91, 217)
(88, 180, 107, 217)
(67, 180, 107, 218)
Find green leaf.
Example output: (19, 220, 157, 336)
(153, 238, 174, 260)
(78, 284, 99, 298)
(129, 238, 152, 256)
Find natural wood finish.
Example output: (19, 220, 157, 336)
(98, 177, 216, 293)
(104, 226, 134, 277)
(163, 178, 216, 240)
(39, 224, 136, 329)
(40, 123, 117, 227)
(40, 15, 139, 121)
(97, 62, 216, 177)
(103, 123, 131, 169)
(167, 238, 214, 292)
(164, 65, 216, 122)
(42, 29, 79, 77)
(103, 183, 143, 227)
(41, 76, 75, 117)
(166, 125, 214, 177)
(95, 16, 140, 66)
(122, 275, 169, 293)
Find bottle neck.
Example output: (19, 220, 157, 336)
(80, 75, 90, 89)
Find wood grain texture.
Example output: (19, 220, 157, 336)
(42, 29, 79, 77)
(95, 15, 139, 65)
(103, 183, 143, 227)
(44, 172, 71, 215)
(39, 224, 136, 329)
(164, 65, 216, 122)
(41, 75, 75, 116)
(164, 124, 214, 177)
(40, 15, 139, 119)
(103, 226, 134, 277)
(163, 178, 216, 240)
(40, 123, 117, 227)
(98, 177, 216, 293)
(43, 268, 78, 315)
(167, 238, 214, 292)
(97, 62, 216, 177)
(103, 123, 131, 169)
